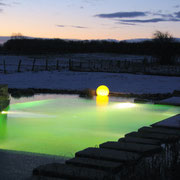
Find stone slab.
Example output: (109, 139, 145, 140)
(139, 126, 180, 137)
(75, 147, 140, 163)
(155, 97, 180, 106)
(100, 141, 162, 156)
(66, 157, 123, 173)
(33, 163, 113, 180)
(152, 114, 180, 129)
(29, 176, 65, 180)
(125, 131, 178, 143)
(119, 137, 161, 145)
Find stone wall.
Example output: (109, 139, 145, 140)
(0, 84, 10, 111)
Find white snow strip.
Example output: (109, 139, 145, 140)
(0, 71, 180, 94)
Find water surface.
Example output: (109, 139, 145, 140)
(0, 94, 179, 157)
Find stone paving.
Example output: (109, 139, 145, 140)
(0, 149, 67, 180)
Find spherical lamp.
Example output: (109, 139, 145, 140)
(96, 85, 109, 96)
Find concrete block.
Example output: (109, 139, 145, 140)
(125, 131, 178, 143)
(66, 157, 123, 173)
(100, 141, 162, 156)
(152, 114, 180, 129)
(119, 137, 161, 145)
(75, 148, 140, 163)
(139, 126, 180, 137)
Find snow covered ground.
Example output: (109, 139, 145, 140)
(0, 54, 179, 94)
(0, 71, 179, 94)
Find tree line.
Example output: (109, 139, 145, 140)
(0, 31, 179, 65)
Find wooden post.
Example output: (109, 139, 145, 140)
(109, 60, 112, 72)
(88, 60, 91, 70)
(69, 59, 71, 70)
(3, 60, 6, 74)
(32, 58, 36, 71)
(79, 61, 82, 69)
(56, 60, 59, 70)
(17, 59, 22, 72)
(45, 59, 48, 71)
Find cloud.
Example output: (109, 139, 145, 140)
(0, 2, 7, 6)
(151, 12, 173, 18)
(174, 5, 180, 8)
(56, 25, 88, 29)
(121, 18, 166, 23)
(0, 0, 11, 7)
(56, 25, 65, 27)
(0, 0, 8, 7)
(95, 11, 147, 18)
(95, 10, 180, 26)
(0, 0, 20, 10)
(72, 25, 87, 28)
(12, 1, 21, 5)
(119, 18, 180, 24)
(175, 11, 180, 18)
(118, 22, 136, 26)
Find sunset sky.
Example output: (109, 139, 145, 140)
(0, 0, 180, 40)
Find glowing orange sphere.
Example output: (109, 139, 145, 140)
(96, 85, 109, 96)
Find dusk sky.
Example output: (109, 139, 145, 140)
(0, 0, 180, 40)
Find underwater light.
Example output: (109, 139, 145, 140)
(113, 103, 136, 109)
(1, 110, 55, 118)
(96, 85, 109, 96)
(1, 111, 8, 114)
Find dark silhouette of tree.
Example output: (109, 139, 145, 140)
(1, 34, 180, 58)
(152, 31, 177, 65)
(153, 31, 174, 42)
(11, 33, 25, 40)
(0, 44, 2, 53)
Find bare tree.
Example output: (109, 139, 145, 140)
(152, 31, 176, 65)
(153, 31, 174, 43)
(11, 33, 25, 39)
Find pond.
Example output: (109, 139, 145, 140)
(0, 94, 179, 157)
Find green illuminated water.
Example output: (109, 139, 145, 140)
(0, 94, 179, 157)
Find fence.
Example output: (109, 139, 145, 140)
(0, 58, 180, 76)
(0, 58, 69, 74)
(69, 59, 180, 76)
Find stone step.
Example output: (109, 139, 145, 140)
(125, 131, 178, 143)
(66, 157, 123, 173)
(75, 147, 140, 163)
(33, 163, 113, 180)
(119, 137, 161, 146)
(29, 175, 65, 180)
(151, 114, 180, 129)
(139, 126, 180, 137)
(100, 141, 162, 156)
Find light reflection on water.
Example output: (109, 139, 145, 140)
(0, 94, 179, 157)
